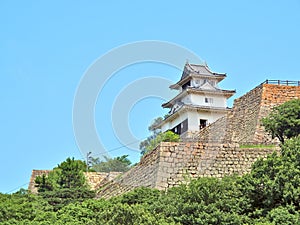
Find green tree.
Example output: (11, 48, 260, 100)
(140, 131, 180, 155)
(152, 176, 250, 225)
(112, 187, 161, 205)
(262, 99, 300, 143)
(241, 136, 300, 214)
(34, 157, 95, 210)
(56, 157, 87, 189)
(35, 174, 54, 192)
(35, 157, 88, 192)
(0, 192, 53, 223)
(266, 206, 299, 225)
(91, 155, 132, 172)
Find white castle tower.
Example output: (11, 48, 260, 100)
(157, 62, 235, 136)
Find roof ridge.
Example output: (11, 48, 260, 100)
(187, 62, 217, 75)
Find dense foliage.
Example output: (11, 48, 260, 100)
(262, 99, 300, 143)
(90, 155, 132, 172)
(140, 117, 180, 155)
(35, 158, 88, 192)
(140, 130, 180, 155)
(35, 157, 95, 211)
(1, 136, 300, 224)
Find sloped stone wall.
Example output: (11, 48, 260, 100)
(159, 142, 278, 189)
(189, 85, 264, 143)
(97, 142, 279, 198)
(192, 115, 228, 143)
(254, 84, 300, 142)
(229, 83, 300, 143)
(84, 172, 122, 190)
(97, 145, 162, 198)
(193, 84, 300, 144)
(227, 85, 263, 143)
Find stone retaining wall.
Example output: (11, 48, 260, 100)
(193, 84, 300, 144)
(97, 142, 279, 198)
(157, 142, 278, 189)
(97, 144, 162, 198)
(254, 84, 300, 142)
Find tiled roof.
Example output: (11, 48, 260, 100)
(181, 63, 226, 80)
(162, 88, 236, 108)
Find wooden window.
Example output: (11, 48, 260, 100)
(200, 119, 207, 129)
(205, 97, 213, 103)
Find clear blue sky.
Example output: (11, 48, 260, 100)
(1, 1, 299, 193)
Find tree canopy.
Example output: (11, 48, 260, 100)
(2, 137, 300, 224)
(2, 102, 300, 224)
(34, 157, 95, 210)
(91, 155, 132, 172)
(262, 99, 300, 143)
(140, 130, 180, 155)
(35, 157, 88, 192)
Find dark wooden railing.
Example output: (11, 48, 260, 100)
(261, 79, 300, 86)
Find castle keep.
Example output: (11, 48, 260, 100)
(157, 63, 235, 136)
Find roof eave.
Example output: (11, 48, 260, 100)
(155, 104, 230, 128)
(170, 74, 226, 89)
(161, 91, 187, 108)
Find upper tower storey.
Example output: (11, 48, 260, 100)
(169, 62, 227, 91)
(157, 61, 236, 136)
(162, 62, 235, 109)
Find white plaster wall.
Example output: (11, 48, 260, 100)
(161, 111, 189, 132)
(189, 111, 225, 131)
(162, 110, 226, 133)
(190, 93, 227, 108)
(187, 111, 200, 131)
(161, 123, 170, 132)
(181, 95, 191, 104)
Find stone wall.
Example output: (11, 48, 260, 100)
(158, 142, 278, 189)
(193, 83, 300, 144)
(254, 84, 300, 142)
(84, 172, 122, 190)
(97, 145, 162, 198)
(192, 115, 228, 143)
(230, 83, 300, 143)
(97, 142, 279, 198)
(227, 85, 264, 143)
(188, 85, 264, 143)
